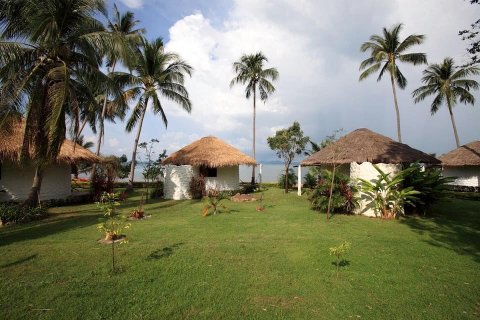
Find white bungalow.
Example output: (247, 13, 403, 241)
(0, 122, 100, 202)
(162, 136, 256, 200)
(439, 141, 480, 189)
(300, 128, 440, 217)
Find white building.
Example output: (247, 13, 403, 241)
(162, 136, 256, 200)
(0, 121, 100, 202)
(301, 128, 440, 217)
(439, 141, 480, 189)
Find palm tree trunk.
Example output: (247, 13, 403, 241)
(447, 101, 461, 148)
(26, 166, 43, 207)
(389, 72, 402, 143)
(251, 86, 256, 185)
(126, 105, 147, 192)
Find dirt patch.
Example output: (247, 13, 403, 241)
(231, 193, 259, 202)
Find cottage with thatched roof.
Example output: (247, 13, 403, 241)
(301, 128, 440, 216)
(162, 136, 256, 200)
(0, 122, 100, 202)
(439, 141, 480, 189)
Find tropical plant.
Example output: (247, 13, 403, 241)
(201, 189, 229, 217)
(359, 23, 427, 142)
(359, 165, 420, 219)
(277, 168, 298, 190)
(267, 121, 309, 193)
(402, 163, 455, 215)
(96, 192, 129, 272)
(138, 139, 165, 201)
(189, 175, 206, 199)
(303, 171, 318, 189)
(70, 134, 94, 179)
(308, 170, 358, 214)
(230, 52, 279, 184)
(0, 0, 129, 207)
(329, 241, 351, 275)
(412, 57, 480, 147)
(117, 37, 192, 191)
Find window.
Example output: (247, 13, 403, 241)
(199, 166, 217, 177)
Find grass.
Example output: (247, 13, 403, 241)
(0, 188, 479, 319)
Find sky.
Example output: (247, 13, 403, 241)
(89, 0, 480, 162)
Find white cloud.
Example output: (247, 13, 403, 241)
(119, 0, 143, 9)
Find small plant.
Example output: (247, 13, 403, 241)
(189, 175, 206, 199)
(329, 241, 351, 275)
(201, 189, 228, 217)
(96, 192, 130, 271)
(277, 168, 298, 190)
(303, 170, 318, 189)
(129, 209, 144, 219)
(359, 166, 420, 219)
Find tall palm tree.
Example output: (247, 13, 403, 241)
(117, 37, 193, 191)
(94, 4, 144, 158)
(412, 57, 480, 147)
(0, 0, 126, 206)
(359, 23, 427, 143)
(230, 52, 279, 184)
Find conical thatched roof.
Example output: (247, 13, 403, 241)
(163, 136, 256, 167)
(0, 120, 100, 164)
(439, 141, 480, 166)
(301, 128, 440, 166)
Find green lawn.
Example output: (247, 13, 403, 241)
(0, 188, 479, 319)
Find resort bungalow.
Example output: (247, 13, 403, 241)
(301, 128, 440, 217)
(439, 141, 480, 189)
(0, 123, 100, 202)
(162, 136, 256, 200)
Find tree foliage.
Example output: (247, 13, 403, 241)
(267, 121, 309, 193)
(459, 1, 480, 65)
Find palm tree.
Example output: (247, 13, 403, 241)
(0, 0, 126, 206)
(94, 4, 144, 158)
(71, 134, 94, 179)
(359, 23, 427, 143)
(117, 37, 193, 191)
(412, 57, 480, 147)
(230, 52, 279, 184)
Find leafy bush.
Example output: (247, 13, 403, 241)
(359, 166, 419, 219)
(303, 171, 318, 188)
(308, 170, 358, 214)
(189, 175, 206, 199)
(0, 203, 48, 225)
(201, 189, 229, 217)
(150, 181, 164, 199)
(277, 168, 298, 189)
(91, 162, 117, 200)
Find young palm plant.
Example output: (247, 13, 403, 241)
(117, 37, 193, 191)
(359, 23, 427, 143)
(230, 52, 279, 184)
(412, 57, 480, 147)
(0, 0, 128, 207)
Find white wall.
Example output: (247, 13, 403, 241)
(164, 165, 240, 200)
(442, 166, 480, 187)
(205, 166, 239, 191)
(163, 165, 196, 200)
(350, 162, 402, 217)
(0, 162, 71, 201)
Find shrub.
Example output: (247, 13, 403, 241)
(277, 168, 297, 189)
(189, 175, 206, 199)
(91, 163, 117, 201)
(201, 189, 229, 217)
(308, 170, 358, 214)
(402, 163, 455, 215)
(150, 181, 164, 199)
(303, 171, 318, 188)
(0, 203, 48, 226)
(359, 166, 419, 219)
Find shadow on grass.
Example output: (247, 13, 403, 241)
(331, 259, 350, 268)
(0, 213, 102, 247)
(400, 199, 480, 262)
(1, 254, 37, 269)
(147, 242, 184, 260)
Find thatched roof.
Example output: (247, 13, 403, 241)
(301, 128, 440, 166)
(0, 120, 100, 164)
(163, 136, 256, 167)
(439, 141, 480, 166)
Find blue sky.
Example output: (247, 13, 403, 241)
(89, 0, 480, 162)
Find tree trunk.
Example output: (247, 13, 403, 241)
(26, 166, 44, 208)
(284, 165, 289, 193)
(389, 72, 402, 143)
(326, 163, 336, 220)
(251, 86, 257, 185)
(126, 105, 147, 192)
(447, 101, 461, 148)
